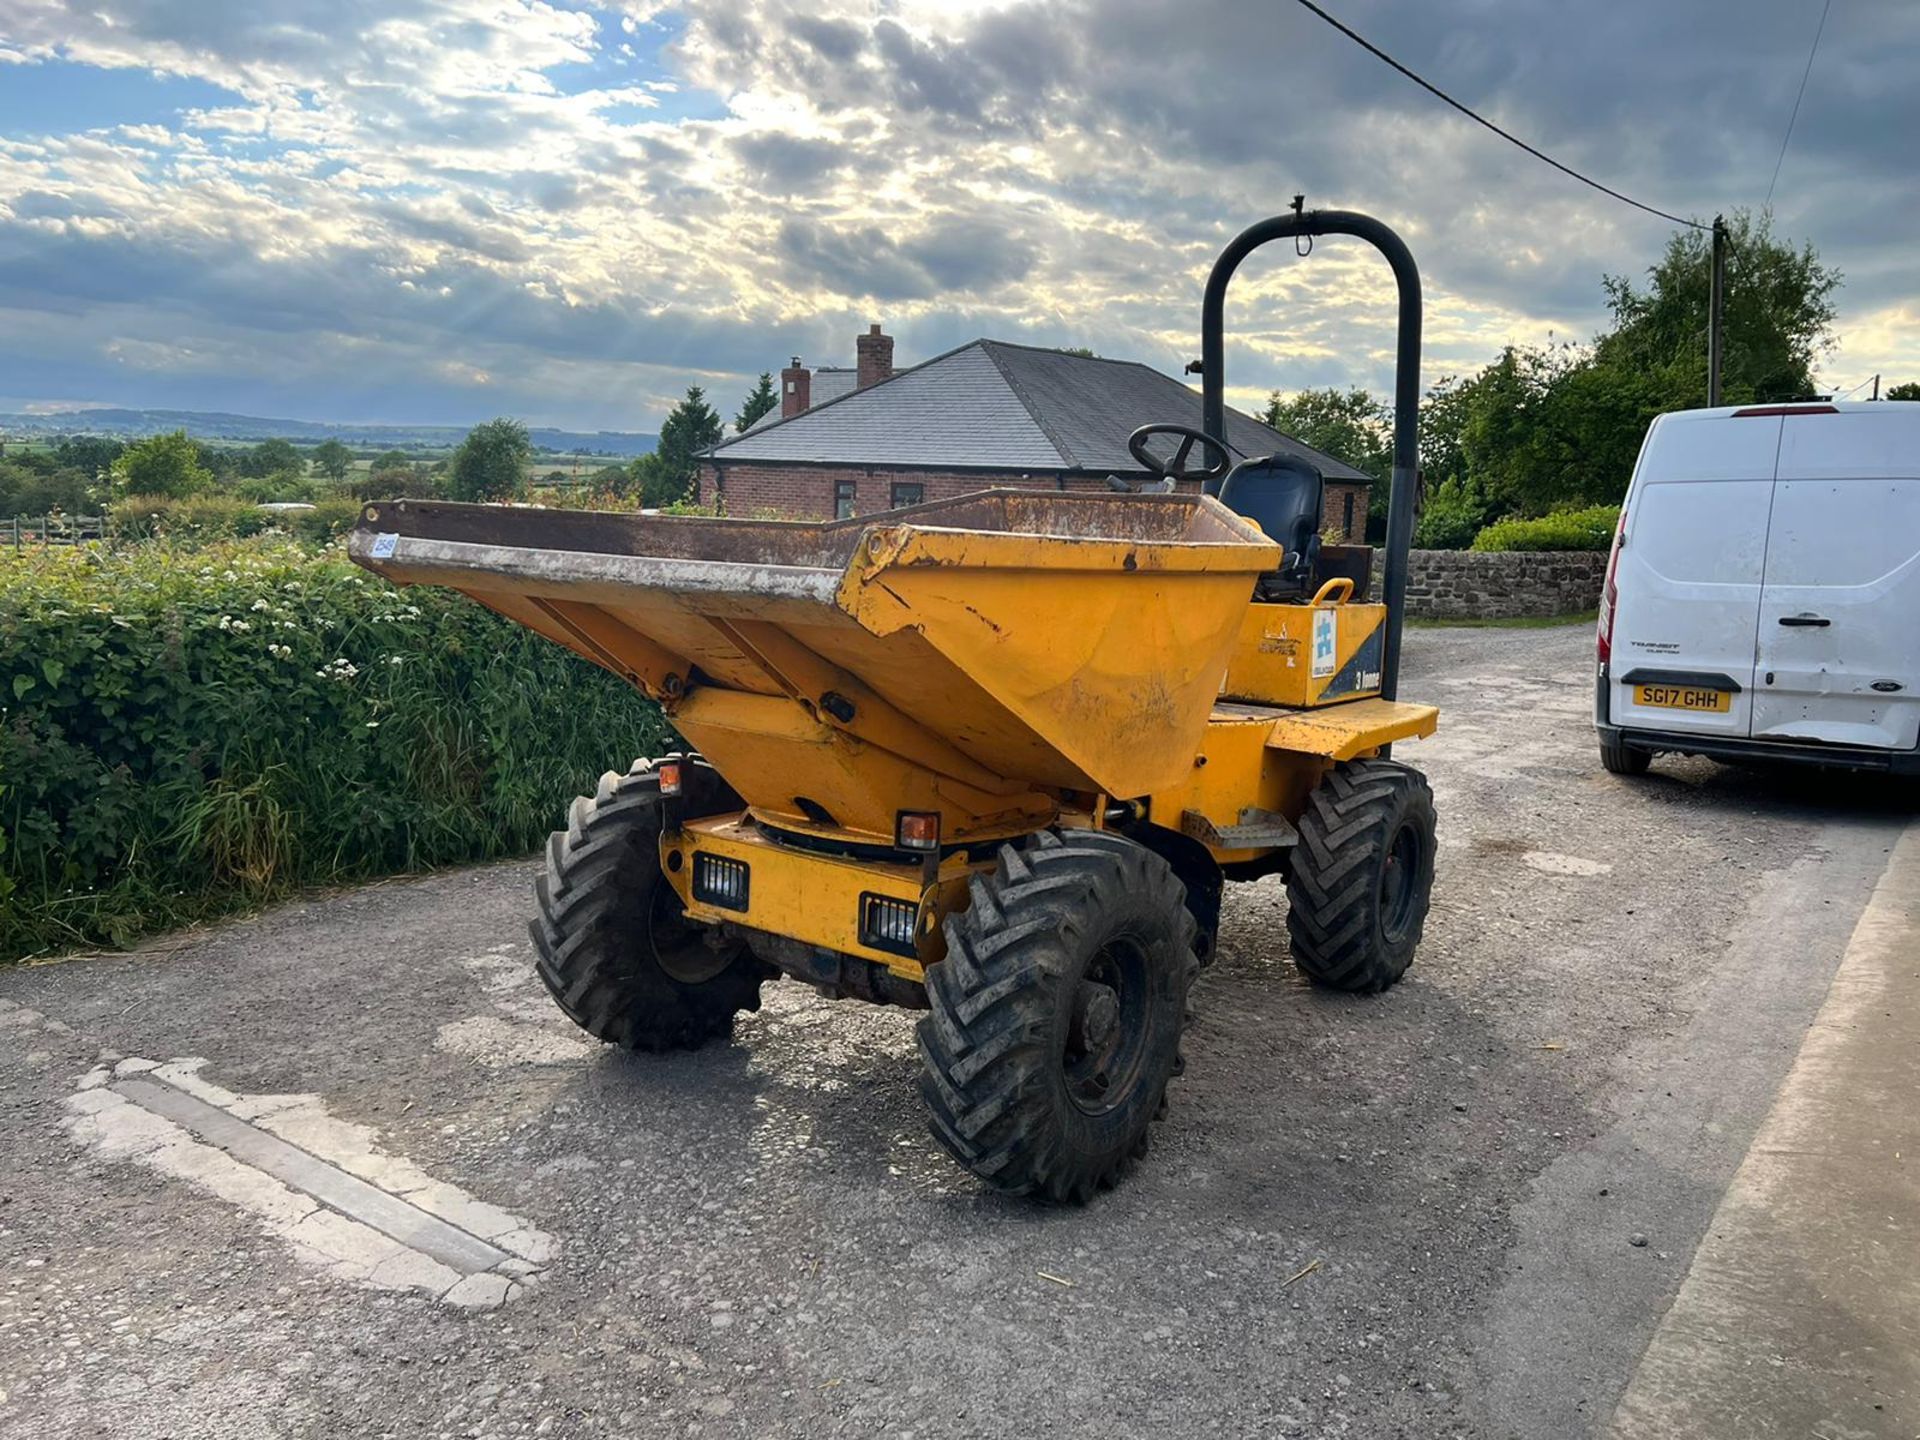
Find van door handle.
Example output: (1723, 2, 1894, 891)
(1778, 614, 1831, 627)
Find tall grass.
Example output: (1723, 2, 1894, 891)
(1, 536, 670, 961)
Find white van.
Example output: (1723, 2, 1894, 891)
(1596, 400, 1920, 776)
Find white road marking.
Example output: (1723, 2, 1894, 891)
(59, 1055, 557, 1308)
(1519, 850, 1613, 877)
(436, 942, 596, 1068)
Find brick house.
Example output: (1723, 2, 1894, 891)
(699, 328, 1375, 539)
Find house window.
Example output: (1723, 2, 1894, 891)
(889, 481, 924, 510)
(1342, 491, 1355, 539)
(834, 479, 857, 519)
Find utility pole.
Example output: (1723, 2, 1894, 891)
(1872, 374, 1881, 401)
(1707, 214, 1728, 406)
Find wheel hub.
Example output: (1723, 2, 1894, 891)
(1076, 982, 1119, 1053)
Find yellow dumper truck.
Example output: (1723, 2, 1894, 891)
(351, 208, 1438, 1201)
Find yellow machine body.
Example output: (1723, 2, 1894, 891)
(1221, 585, 1387, 708)
(350, 490, 1436, 980)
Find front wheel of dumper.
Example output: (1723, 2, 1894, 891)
(1285, 758, 1436, 994)
(531, 758, 774, 1052)
(918, 829, 1201, 1203)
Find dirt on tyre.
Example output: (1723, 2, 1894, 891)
(531, 758, 773, 1051)
(917, 829, 1200, 1203)
(1285, 758, 1436, 994)
(1598, 729, 1652, 776)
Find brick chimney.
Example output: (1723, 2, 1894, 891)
(781, 356, 810, 418)
(855, 324, 894, 389)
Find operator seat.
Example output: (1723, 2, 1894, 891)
(1217, 454, 1324, 602)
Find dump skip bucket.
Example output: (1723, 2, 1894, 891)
(351, 490, 1281, 836)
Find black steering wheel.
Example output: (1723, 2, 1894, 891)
(1126, 424, 1237, 487)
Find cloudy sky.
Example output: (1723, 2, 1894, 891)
(0, 0, 1913, 431)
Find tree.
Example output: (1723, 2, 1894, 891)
(194, 440, 237, 482)
(54, 435, 124, 477)
(1, 462, 96, 516)
(240, 437, 305, 479)
(1443, 342, 1666, 518)
(1597, 209, 1839, 405)
(371, 449, 413, 471)
(1886, 382, 1920, 402)
(1260, 386, 1394, 535)
(734, 373, 778, 433)
(632, 386, 724, 507)
(311, 438, 354, 481)
(110, 431, 213, 498)
(448, 418, 532, 502)
(1258, 387, 1392, 481)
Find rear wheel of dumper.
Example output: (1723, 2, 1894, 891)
(532, 758, 773, 1052)
(1286, 758, 1436, 994)
(918, 829, 1200, 1203)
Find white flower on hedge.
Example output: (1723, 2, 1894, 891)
(387, 655, 403, 667)
(230, 620, 251, 633)
(365, 720, 380, 728)
(251, 598, 270, 612)
(268, 644, 293, 659)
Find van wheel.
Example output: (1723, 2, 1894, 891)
(1599, 731, 1651, 776)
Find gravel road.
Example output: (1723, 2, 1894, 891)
(1, 622, 1912, 1440)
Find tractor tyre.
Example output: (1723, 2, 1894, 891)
(918, 829, 1200, 1203)
(532, 758, 773, 1052)
(1598, 729, 1652, 776)
(1286, 758, 1436, 994)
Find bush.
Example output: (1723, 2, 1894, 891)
(1469, 503, 1621, 552)
(0, 537, 670, 960)
(233, 473, 319, 504)
(1413, 477, 1495, 550)
(353, 466, 442, 501)
(284, 495, 366, 544)
(112, 493, 274, 541)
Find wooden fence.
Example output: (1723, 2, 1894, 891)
(8, 513, 109, 551)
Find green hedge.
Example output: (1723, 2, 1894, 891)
(1470, 503, 1620, 552)
(111, 492, 365, 545)
(1, 537, 669, 961)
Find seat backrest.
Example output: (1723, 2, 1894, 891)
(1217, 455, 1324, 600)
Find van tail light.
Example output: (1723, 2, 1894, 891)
(1732, 404, 1837, 417)
(1596, 506, 1627, 667)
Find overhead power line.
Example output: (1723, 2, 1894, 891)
(1290, 0, 1709, 231)
(1765, 0, 1831, 209)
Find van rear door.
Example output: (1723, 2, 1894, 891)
(1608, 410, 1779, 739)
(1751, 407, 1920, 751)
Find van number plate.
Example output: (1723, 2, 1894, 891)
(1634, 683, 1731, 714)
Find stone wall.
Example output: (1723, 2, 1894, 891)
(1371, 549, 1609, 620)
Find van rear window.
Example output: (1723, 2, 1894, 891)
(1631, 481, 1770, 585)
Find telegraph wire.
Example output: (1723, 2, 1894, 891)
(1765, 0, 1831, 208)
(1290, 0, 1709, 231)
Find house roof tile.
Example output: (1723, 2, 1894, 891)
(711, 340, 1374, 483)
